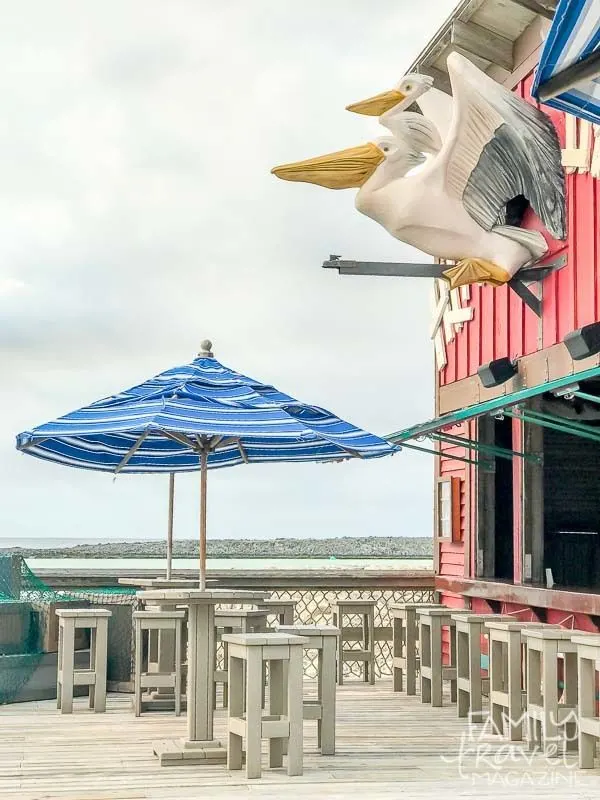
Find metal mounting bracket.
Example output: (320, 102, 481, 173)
(322, 253, 568, 318)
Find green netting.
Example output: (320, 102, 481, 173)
(0, 554, 138, 704)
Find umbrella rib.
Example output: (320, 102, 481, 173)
(217, 436, 240, 448)
(237, 439, 248, 464)
(196, 434, 210, 452)
(18, 436, 50, 450)
(114, 430, 150, 474)
(162, 430, 200, 451)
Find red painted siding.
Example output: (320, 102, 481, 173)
(435, 70, 600, 635)
(545, 609, 600, 632)
(440, 72, 597, 386)
(438, 435, 467, 578)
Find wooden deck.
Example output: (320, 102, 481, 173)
(1, 680, 600, 799)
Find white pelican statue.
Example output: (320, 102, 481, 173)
(272, 52, 566, 289)
(346, 72, 452, 152)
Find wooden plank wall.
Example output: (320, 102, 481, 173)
(438, 435, 468, 581)
(437, 437, 468, 645)
(436, 70, 600, 591)
(440, 71, 599, 387)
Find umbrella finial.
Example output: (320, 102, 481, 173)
(198, 339, 214, 358)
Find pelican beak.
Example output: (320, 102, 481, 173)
(271, 142, 385, 190)
(346, 89, 406, 116)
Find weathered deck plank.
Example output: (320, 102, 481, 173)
(1, 680, 600, 798)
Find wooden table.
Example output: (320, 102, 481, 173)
(119, 578, 204, 589)
(120, 578, 205, 708)
(137, 588, 268, 765)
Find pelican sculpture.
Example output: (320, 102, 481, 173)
(272, 52, 566, 289)
(346, 72, 452, 152)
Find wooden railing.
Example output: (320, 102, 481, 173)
(42, 567, 435, 680)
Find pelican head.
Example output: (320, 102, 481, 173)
(346, 73, 434, 117)
(271, 134, 424, 192)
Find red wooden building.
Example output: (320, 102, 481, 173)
(391, 0, 600, 632)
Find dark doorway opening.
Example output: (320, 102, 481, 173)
(477, 415, 514, 581)
(543, 425, 600, 589)
(493, 417, 514, 580)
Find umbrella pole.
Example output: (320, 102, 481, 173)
(199, 449, 208, 590)
(166, 473, 175, 580)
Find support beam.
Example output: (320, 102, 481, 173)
(507, 276, 541, 317)
(537, 49, 600, 102)
(573, 391, 600, 405)
(518, 253, 567, 281)
(430, 431, 541, 464)
(509, 0, 557, 21)
(514, 406, 600, 439)
(323, 254, 567, 319)
(522, 397, 545, 584)
(451, 20, 514, 72)
(395, 439, 484, 466)
(322, 258, 445, 278)
(504, 409, 600, 444)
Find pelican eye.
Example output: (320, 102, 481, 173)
(382, 145, 389, 152)
(405, 83, 412, 91)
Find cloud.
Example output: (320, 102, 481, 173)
(1, 0, 456, 544)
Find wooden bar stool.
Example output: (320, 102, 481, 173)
(140, 601, 188, 702)
(56, 609, 111, 714)
(133, 609, 185, 717)
(214, 609, 269, 707)
(279, 624, 339, 755)
(258, 599, 296, 627)
(453, 613, 512, 722)
(418, 608, 470, 707)
(223, 632, 307, 779)
(485, 620, 557, 741)
(573, 634, 600, 768)
(329, 599, 376, 685)
(523, 627, 580, 755)
(391, 602, 439, 694)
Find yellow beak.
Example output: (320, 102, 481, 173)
(346, 89, 406, 116)
(271, 142, 385, 190)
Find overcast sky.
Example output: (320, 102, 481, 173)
(1, 0, 456, 544)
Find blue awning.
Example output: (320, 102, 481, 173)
(532, 0, 600, 125)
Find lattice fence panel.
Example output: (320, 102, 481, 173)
(216, 587, 434, 679)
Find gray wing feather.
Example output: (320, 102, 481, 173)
(446, 53, 566, 240)
(388, 111, 442, 155)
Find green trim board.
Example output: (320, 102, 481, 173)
(399, 439, 482, 466)
(387, 364, 600, 446)
(574, 391, 600, 405)
(504, 408, 600, 444)
(430, 431, 539, 464)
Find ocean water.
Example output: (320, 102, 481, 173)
(27, 557, 433, 571)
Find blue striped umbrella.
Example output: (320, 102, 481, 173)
(532, 0, 600, 124)
(16, 341, 397, 587)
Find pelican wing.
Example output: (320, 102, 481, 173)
(416, 86, 454, 143)
(390, 111, 442, 156)
(442, 52, 566, 240)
